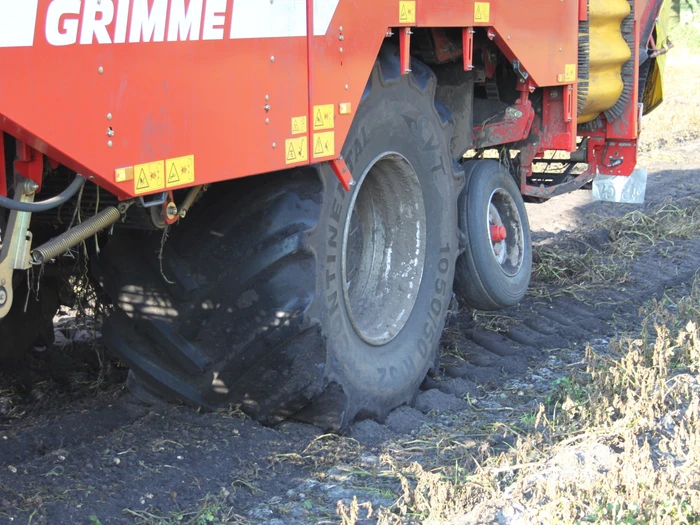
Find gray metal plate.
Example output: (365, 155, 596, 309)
(592, 169, 647, 204)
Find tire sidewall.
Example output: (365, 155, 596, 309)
(310, 72, 458, 411)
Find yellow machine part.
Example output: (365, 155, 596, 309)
(642, 0, 671, 114)
(578, 0, 632, 124)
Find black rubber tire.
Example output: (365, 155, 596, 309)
(454, 160, 532, 311)
(94, 45, 462, 430)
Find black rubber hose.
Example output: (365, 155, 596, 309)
(0, 175, 86, 212)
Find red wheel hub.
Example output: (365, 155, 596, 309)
(490, 225, 507, 243)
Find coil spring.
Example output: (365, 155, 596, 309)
(31, 206, 121, 264)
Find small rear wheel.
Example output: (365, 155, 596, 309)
(455, 160, 532, 311)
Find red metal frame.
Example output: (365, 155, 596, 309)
(400, 27, 412, 74)
(473, 81, 535, 150)
(329, 157, 353, 191)
(0, 0, 652, 200)
(541, 87, 576, 151)
(583, 133, 638, 177)
(462, 28, 474, 71)
(13, 142, 43, 192)
(0, 136, 6, 199)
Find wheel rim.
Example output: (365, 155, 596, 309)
(341, 152, 427, 346)
(486, 188, 524, 277)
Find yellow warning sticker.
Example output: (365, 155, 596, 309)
(564, 63, 576, 82)
(285, 137, 308, 165)
(399, 1, 415, 23)
(134, 160, 165, 195)
(313, 132, 335, 159)
(313, 104, 335, 131)
(165, 155, 195, 189)
(474, 2, 490, 23)
(292, 116, 307, 135)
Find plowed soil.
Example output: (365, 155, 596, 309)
(1, 142, 699, 525)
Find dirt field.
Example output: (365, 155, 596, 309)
(2, 25, 700, 525)
(0, 138, 697, 525)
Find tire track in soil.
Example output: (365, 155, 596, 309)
(450, 236, 700, 392)
(1, 164, 699, 524)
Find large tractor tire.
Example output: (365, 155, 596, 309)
(95, 46, 462, 430)
(454, 160, 532, 311)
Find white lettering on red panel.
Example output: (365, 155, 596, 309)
(0, 0, 341, 47)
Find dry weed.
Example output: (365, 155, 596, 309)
(499, 281, 700, 524)
(337, 497, 374, 525)
(273, 433, 362, 468)
(469, 311, 520, 334)
(605, 199, 700, 256)
(123, 489, 243, 525)
(533, 246, 627, 290)
(532, 198, 700, 298)
(382, 456, 492, 524)
(488, 279, 700, 524)
(340, 278, 700, 524)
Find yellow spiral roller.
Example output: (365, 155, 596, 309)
(577, 0, 633, 124)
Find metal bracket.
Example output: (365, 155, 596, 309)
(0, 178, 37, 319)
(117, 199, 136, 215)
(462, 27, 475, 71)
(512, 60, 529, 83)
(329, 157, 355, 191)
(138, 192, 168, 208)
(400, 27, 412, 75)
(178, 185, 206, 219)
(162, 191, 179, 226)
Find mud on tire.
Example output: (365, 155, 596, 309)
(94, 46, 462, 430)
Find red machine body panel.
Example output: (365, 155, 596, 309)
(1, 0, 312, 199)
(0, 0, 594, 199)
(416, 0, 579, 87)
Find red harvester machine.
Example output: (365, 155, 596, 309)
(0, 0, 672, 428)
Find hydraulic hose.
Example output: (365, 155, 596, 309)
(0, 174, 86, 212)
